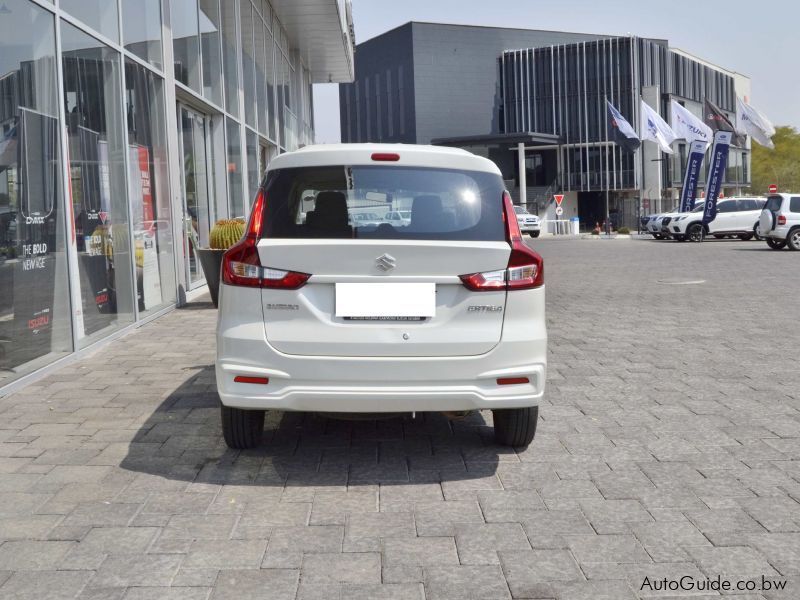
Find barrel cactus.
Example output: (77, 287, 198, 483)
(209, 219, 245, 249)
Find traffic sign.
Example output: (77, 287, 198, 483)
(555, 206, 564, 216)
(769, 184, 778, 193)
(554, 194, 564, 206)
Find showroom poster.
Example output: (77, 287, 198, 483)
(8, 108, 59, 368)
(138, 146, 154, 223)
(75, 127, 113, 336)
(129, 145, 162, 310)
(140, 230, 162, 309)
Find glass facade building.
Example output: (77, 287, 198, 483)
(0, 0, 354, 392)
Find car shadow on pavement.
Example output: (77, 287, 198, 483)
(119, 364, 503, 488)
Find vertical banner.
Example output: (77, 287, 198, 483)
(679, 140, 707, 213)
(702, 131, 733, 224)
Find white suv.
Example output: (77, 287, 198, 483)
(668, 198, 766, 242)
(759, 193, 800, 250)
(514, 205, 541, 237)
(216, 144, 547, 448)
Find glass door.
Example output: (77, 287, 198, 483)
(177, 105, 213, 288)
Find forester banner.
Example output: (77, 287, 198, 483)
(679, 140, 707, 213)
(702, 131, 733, 225)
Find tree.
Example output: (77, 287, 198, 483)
(750, 126, 800, 194)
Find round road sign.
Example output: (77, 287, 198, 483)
(769, 184, 778, 194)
(555, 206, 564, 216)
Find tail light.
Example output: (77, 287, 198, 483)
(778, 215, 787, 225)
(222, 189, 311, 289)
(460, 191, 544, 291)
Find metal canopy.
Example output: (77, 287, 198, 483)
(269, 0, 355, 83)
(431, 131, 562, 147)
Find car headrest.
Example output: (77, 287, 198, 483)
(409, 195, 444, 231)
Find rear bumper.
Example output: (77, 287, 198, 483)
(216, 285, 546, 413)
(762, 225, 790, 240)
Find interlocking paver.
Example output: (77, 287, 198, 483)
(499, 549, 583, 596)
(0, 239, 797, 598)
(183, 539, 268, 569)
(300, 552, 381, 584)
(210, 568, 299, 600)
(424, 565, 511, 600)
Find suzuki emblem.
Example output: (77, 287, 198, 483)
(375, 253, 396, 271)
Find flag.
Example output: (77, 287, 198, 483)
(640, 99, 676, 154)
(606, 100, 640, 153)
(702, 131, 733, 225)
(704, 99, 745, 147)
(736, 97, 775, 149)
(679, 140, 707, 213)
(670, 100, 712, 147)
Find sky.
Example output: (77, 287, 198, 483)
(312, 0, 799, 143)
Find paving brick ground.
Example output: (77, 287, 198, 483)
(1, 237, 798, 599)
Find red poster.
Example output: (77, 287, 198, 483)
(138, 146, 154, 222)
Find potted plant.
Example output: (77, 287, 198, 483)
(196, 219, 245, 307)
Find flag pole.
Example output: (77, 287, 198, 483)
(605, 96, 610, 236)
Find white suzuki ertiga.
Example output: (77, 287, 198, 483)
(216, 144, 547, 448)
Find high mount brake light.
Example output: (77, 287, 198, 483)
(371, 153, 400, 161)
(222, 189, 311, 289)
(459, 191, 544, 291)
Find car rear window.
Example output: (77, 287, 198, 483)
(765, 195, 782, 211)
(790, 197, 800, 213)
(260, 166, 506, 241)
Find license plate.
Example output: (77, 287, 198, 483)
(335, 283, 436, 318)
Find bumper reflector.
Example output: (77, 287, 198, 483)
(496, 377, 529, 385)
(234, 376, 270, 385)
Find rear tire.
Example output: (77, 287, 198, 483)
(738, 233, 754, 241)
(753, 225, 764, 241)
(766, 238, 786, 250)
(529, 231, 540, 238)
(788, 228, 800, 251)
(687, 223, 705, 242)
(221, 405, 265, 449)
(493, 406, 538, 447)
(652, 233, 664, 240)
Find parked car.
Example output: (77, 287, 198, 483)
(385, 210, 411, 226)
(216, 144, 546, 449)
(647, 202, 701, 239)
(350, 212, 383, 227)
(645, 213, 668, 239)
(758, 193, 800, 250)
(514, 205, 541, 237)
(668, 198, 766, 242)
